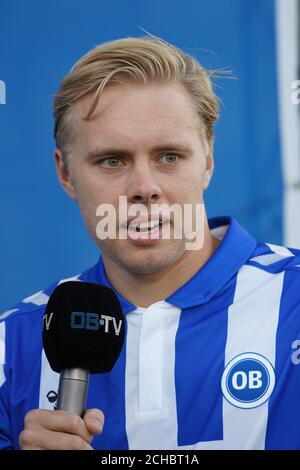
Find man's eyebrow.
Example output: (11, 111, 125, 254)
(152, 143, 193, 153)
(85, 148, 131, 159)
(86, 143, 193, 159)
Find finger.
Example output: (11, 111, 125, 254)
(20, 428, 92, 450)
(25, 409, 92, 443)
(83, 409, 105, 436)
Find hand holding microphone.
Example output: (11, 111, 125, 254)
(19, 281, 125, 450)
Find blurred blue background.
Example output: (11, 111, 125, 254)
(0, 0, 282, 311)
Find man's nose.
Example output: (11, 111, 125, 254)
(127, 162, 162, 205)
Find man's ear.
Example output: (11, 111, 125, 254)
(203, 139, 214, 191)
(54, 148, 77, 201)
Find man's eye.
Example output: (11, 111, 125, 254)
(160, 153, 180, 164)
(100, 157, 122, 167)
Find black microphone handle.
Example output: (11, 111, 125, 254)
(57, 368, 90, 418)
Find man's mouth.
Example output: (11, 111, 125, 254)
(128, 220, 163, 233)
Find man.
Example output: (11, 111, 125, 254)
(1, 36, 300, 450)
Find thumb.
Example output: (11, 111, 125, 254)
(83, 408, 105, 436)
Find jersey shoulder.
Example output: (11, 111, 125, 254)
(0, 266, 97, 325)
(247, 241, 300, 275)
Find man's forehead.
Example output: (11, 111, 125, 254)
(71, 82, 201, 136)
(71, 115, 202, 155)
(84, 116, 198, 134)
(76, 118, 201, 155)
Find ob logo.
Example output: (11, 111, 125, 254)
(221, 353, 275, 409)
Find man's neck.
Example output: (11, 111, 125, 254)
(102, 218, 221, 308)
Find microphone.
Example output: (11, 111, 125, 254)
(42, 281, 125, 417)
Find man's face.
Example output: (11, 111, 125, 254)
(55, 82, 214, 274)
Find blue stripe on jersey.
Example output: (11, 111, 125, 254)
(0, 380, 12, 449)
(265, 268, 300, 449)
(175, 276, 237, 446)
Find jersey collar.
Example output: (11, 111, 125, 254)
(94, 216, 257, 312)
(166, 216, 257, 308)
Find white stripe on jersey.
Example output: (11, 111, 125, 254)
(266, 243, 295, 257)
(221, 265, 284, 449)
(57, 275, 81, 286)
(250, 243, 294, 266)
(125, 301, 181, 450)
(0, 309, 18, 321)
(0, 323, 5, 388)
(23, 291, 49, 306)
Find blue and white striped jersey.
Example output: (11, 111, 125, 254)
(1, 216, 300, 450)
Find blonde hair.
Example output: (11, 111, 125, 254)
(54, 36, 220, 162)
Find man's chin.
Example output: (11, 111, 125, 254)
(120, 257, 171, 275)
(118, 248, 186, 275)
(99, 239, 186, 274)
